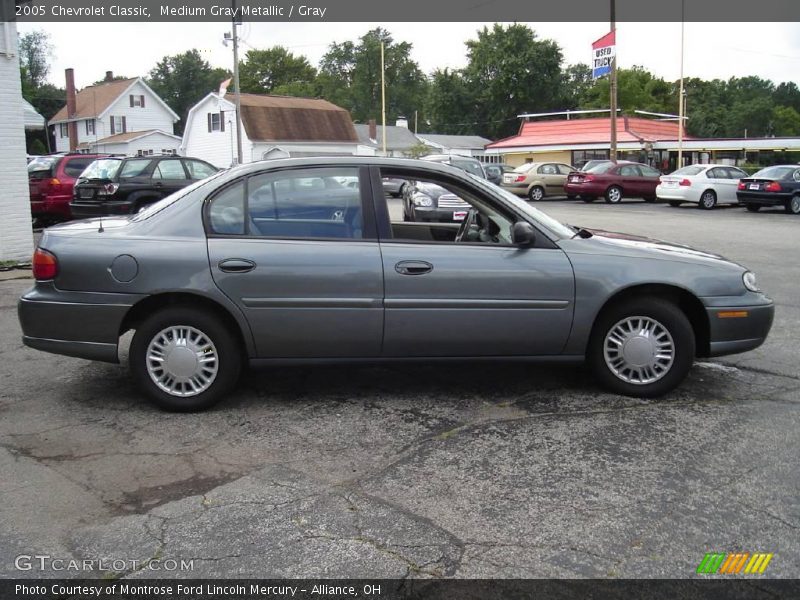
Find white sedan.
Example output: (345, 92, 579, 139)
(657, 164, 748, 209)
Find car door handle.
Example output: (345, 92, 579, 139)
(218, 258, 256, 273)
(395, 260, 433, 275)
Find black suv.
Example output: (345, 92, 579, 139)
(70, 155, 218, 218)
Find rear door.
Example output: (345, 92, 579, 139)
(617, 164, 642, 197)
(722, 167, 747, 203)
(206, 165, 384, 358)
(538, 163, 562, 195)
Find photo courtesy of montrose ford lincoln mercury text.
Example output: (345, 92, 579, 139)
(18, 158, 774, 411)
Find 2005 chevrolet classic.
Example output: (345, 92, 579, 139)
(18, 158, 774, 411)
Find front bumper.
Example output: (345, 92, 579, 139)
(703, 297, 774, 357)
(18, 283, 141, 363)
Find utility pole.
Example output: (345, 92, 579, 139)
(381, 42, 387, 156)
(231, 0, 243, 164)
(609, 0, 617, 164)
(677, 0, 685, 168)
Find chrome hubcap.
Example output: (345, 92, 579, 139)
(603, 316, 675, 385)
(608, 188, 621, 202)
(530, 188, 543, 200)
(791, 197, 800, 213)
(702, 193, 715, 208)
(146, 326, 218, 397)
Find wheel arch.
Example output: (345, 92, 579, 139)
(588, 283, 710, 358)
(119, 292, 253, 358)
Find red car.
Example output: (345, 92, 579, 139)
(29, 154, 109, 224)
(564, 161, 662, 203)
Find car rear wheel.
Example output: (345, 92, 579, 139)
(589, 298, 695, 398)
(567, 194, 577, 200)
(785, 195, 800, 215)
(699, 190, 717, 210)
(130, 306, 241, 411)
(527, 185, 544, 201)
(668, 201, 683, 207)
(745, 204, 761, 212)
(605, 186, 623, 204)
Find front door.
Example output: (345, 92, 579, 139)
(206, 166, 384, 358)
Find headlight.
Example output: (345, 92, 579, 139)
(412, 193, 433, 207)
(743, 271, 759, 292)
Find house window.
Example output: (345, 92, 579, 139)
(110, 115, 126, 135)
(129, 94, 145, 108)
(85, 119, 95, 135)
(59, 123, 69, 137)
(208, 112, 225, 132)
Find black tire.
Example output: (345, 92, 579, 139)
(567, 194, 577, 200)
(644, 196, 657, 203)
(699, 189, 717, 210)
(527, 185, 545, 201)
(668, 201, 683, 208)
(605, 185, 623, 204)
(588, 297, 695, 398)
(129, 306, 241, 411)
(745, 204, 761, 212)
(581, 195, 596, 203)
(785, 195, 800, 215)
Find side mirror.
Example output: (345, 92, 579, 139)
(511, 221, 536, 247)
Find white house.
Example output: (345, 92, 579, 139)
(0, 19, 34, 262)
(415, 134, 494, 162)
(180, 93, 374, 167)
(49, 72, 180, 155)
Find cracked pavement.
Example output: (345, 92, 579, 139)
(0, 201, 798, 579)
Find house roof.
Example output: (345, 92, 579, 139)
(353, 124, 421, 150)
(236, 94, 358, 143)
(417, 134, 493, 149)
(487, 117, 689, 149)
(76, 129, 181, 149)
(22, 98, 45, 129)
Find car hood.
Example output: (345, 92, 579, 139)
(562, 227, 743, 269)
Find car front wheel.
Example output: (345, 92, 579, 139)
(605, 185, 623, 203)
(589, 298, 695, 398)
(130, 306, 241, 411)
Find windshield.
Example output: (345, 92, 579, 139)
(80, 158, 122, 180)
(131, 170, 227, 221)
(752, 166, 794, 180)
(671, 165, 705, 176)
(586, 162, 616, 174)
(466, 173, 575, 238)
(513, 163, 535, 173)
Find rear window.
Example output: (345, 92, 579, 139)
(752, 166, 794, 180)
(513, 163, 535, 173)
(672, 165, 705, 176)
(81, 159, 122, 180)
(63, 157, 98, 178)
(586, 162, 616, 174)
(28, 157, 57, 179)
(452, 160, 485, 178)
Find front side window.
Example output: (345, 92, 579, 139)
(208, 167, 363, 240)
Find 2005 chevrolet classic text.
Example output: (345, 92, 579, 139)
(18, 158, 774, 411)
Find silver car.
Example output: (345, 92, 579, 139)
(18, 158, 774, 411)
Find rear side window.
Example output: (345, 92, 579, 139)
(208, 167, 363, 239)
(63, 157, 97, 177)
(557, 164, 573, 175)
(28, 157, 57, 179)
(184, 159, 217, 180)
(120, 159, 153, 178)
(618, 165, 640, 176)
(153, 160, 187, 180)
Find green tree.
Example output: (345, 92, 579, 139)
(239, 47, 317, 95)
(318, 28, 428, 124)
(424, 68, 474, 134)
(147, 49, 230, 135)
(18, 30, 52, 91)
(561, 63, 593, 109)
(772, 105, 800, 137)
(461, 24, 566, 139)
(581, 66, 675, 114)
(774, 82, 800, 114)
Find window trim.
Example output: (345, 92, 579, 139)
(203, 165, 378, 242)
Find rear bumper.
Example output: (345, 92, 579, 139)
(69, 200, 135, 218)
(704, 300, 775, 357)
(564, 182, 604, 196)
(500, 184, 527, 196)
(656, 185, 697, 202)
(18, 284, 142, 363)
(31, 194, 73, 219)
(736, 192, 792, 206)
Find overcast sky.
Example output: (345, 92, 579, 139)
(19, 21, 800, 92)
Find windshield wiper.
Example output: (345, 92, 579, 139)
(568, 224, 593, 239)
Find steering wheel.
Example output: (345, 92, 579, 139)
(454, 208, 478, 243)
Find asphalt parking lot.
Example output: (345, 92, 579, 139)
(1, 199, 798, 580)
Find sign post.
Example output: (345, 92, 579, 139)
(592, 26, 617, 163)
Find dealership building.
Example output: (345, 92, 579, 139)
(485, 115, 800, 171)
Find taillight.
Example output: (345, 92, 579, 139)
(679, 179, 692, 186)
(765, 182, 782, 192)
(738, 181, 746, 190)
(32, 248, 58, 280)
(98, 183, 119, 196)
(583, 174, 595, 181)
(514, 175, 526, 183)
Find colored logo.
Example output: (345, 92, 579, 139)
(697, 552, 774, 574)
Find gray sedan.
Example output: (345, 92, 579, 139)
(18, 158, 774, 411)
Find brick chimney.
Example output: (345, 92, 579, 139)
(104, 71, 114, 82)
(368, 119, 377, 142)
(65, 68, 78, 152)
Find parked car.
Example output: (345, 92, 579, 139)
(579, 159, 612, 172)
(70, 155, 218, 218)
(501, 162, 575, 201)
(381, 177, 407, 197)
(564, 161, 661, 203)
(19, 157, 773, 411)
(401, 180, 470, 222)
(419, 154, 488, 179)
(29, 153, 109, 224)
(736, 165, 800, 214)
(658, 164, 748, 209)
(484, 163, 513, 185)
